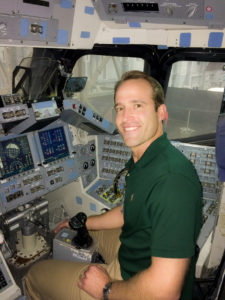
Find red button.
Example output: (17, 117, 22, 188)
(206, 6, 212, 12)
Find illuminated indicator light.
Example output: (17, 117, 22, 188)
(206, 6, 212, 13)
(66, 238, 71, 243)
(72, 104, 76, 109)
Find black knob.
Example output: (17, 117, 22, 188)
(90, 159, 95, 167)
(83, 162, 89, 169)
(90, 144, 95, 152)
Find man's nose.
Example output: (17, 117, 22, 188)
(122, 107, 133, 120)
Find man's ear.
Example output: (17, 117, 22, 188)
(158, 104, 168, 124)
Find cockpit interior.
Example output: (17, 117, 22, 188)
(0, 1, 225, 299)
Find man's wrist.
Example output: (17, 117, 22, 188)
(103, 281, 112, 300)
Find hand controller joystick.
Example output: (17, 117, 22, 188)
(69, 212, 93, 249)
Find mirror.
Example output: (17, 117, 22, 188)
(64, 77, 87, 96)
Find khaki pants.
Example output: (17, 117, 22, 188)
(25, 229, 122, 300)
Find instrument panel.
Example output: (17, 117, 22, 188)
(93, 0, 225, 27)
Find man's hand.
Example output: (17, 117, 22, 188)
(78, 265, 111, 300)
(54, 219, 69, 234)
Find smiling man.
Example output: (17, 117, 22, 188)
(25, 71, 202, 300)
(114, 73, 166, 162)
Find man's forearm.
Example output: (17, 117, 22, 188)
(78, 257, 187, 300)
(107, 258, 186, 300)
(86, 205, 124, 231)
(107, 271, 151, 300)
(108, 276, 180, 300)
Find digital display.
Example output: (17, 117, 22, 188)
(0, 136, 34, 179)
(38, 127, 69, 163)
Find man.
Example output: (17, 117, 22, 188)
(25, 71, 202, 300)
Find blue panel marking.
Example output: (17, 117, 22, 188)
(3, 180, 17, 187)
(129, 22, 141, 28)
(90, 202, 97, 212)
(21, 19, 29, 37)
(66, 158, 74, 167)
(40, 21, 47, 38)
(157, 45, 168, 49)
(113, 37, 130, 44)
(86, 108, 92, 120)
(88, 181, 102, 192)
(60, 0, 73, 9)
(179, 33, 191, 47)
(33, 101, 55, 109)
(69, 171, 77, 180)
(57, 29, 69, 45)
(85, 6, 95, 15)
(80, 31, 90, 39)
(208, 32, 224, 47)
(63, 99, 71, 108)
(1, 193, 6, 202)
(205, 13, 213, 20)
(119, 183, 124, 189)
(76, 196, 82, 205)
(102, 119, 109, 129)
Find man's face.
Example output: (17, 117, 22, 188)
(115, 79, 164, 157)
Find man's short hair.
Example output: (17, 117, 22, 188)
(114, 70, 164, 110)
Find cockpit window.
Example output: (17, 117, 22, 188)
(70, 55, 144, 123)
(165, 61, 224, 140)
(0, 47, 33, 95)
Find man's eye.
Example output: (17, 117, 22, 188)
(116, 107, 123, 112)
(135, 104, 142, 108)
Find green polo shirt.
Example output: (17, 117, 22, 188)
(119, 133, 202, 300)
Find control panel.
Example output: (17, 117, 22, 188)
(11, 100, 61, 135)
(0, 94, 29, 125)
(94, 0, 225, 28)
(86, 178, 124, 209)
(32, 100, 60, 121)
(75, 140, 97, 189)
(0, 104, 29, 124)
(0, 94, 23, 107)
(86, 134, 130, 209)
(0, 122, 79, 214)
(34, 123, 79, 192)
(98, 134, 130, 180)
(0, 0, 76, 47)
(61, 98, 117, 135)
(0, 132, 46, 213)
(53, 228, 98, 263)
(171, 141, 222, 248)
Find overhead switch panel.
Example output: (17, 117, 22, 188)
(94, 0, 225, 28)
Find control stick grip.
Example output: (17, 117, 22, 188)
(69, 212, 93, 249)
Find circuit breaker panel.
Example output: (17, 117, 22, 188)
(0, 0, 75, 47)
(94, 0, 225, 27)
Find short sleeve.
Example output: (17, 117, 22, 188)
(149, 174, 202, 258)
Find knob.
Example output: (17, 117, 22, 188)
(90, 144, 96, 152)
(83, 162, 89, 169)
(90, 159, 95, 167)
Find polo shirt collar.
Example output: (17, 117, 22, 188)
(125, 133, 169, 172)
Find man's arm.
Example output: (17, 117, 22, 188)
(54, 205, 124, 233)
(86, 205, 124, 230)
(78, 256, 190, 300)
